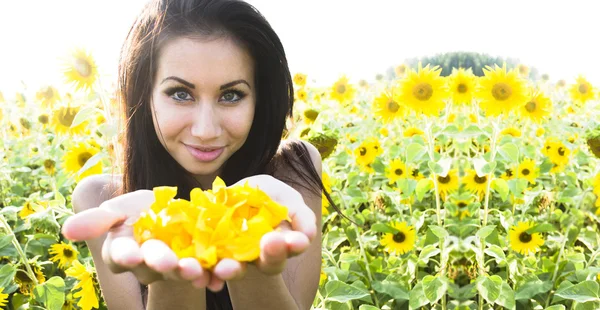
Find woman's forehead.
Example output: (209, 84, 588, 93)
(155, 36, 254, 87)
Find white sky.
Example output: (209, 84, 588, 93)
(1, 0, 599, 95)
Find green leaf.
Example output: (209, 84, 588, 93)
(78, 152, 104, 177)
(406, 143, 427, 164)
(33, 276, 65, 310)
(476, 275, 503, 304)
(409, 282, 428, 309)
(428, 160, 444, 175)
(372, 281, 409, 300)
(358, 305, 379, 310)
(498, 143, 519, 163)
(418, 245, 440, 265)
(415, 178, 433, 202)
(476, 225, 496, 240)
(429, 225, 448, 239)
(422, 275, 447, 304)
(484, 245, 506, 265)
(545, 306, 566, 310)
(0, 235, 17, 257)
(325, 280, 370, 303)
(370, 223, 397, 234)
(515, 279, 552, 300)
(491, 178, 509, 201)
(71, 106, 101, 128)
(0, 264, 17, 293)
(526, 223, 555, 234)
(496, 282, 516, 310)
(554, 280, 600, 303)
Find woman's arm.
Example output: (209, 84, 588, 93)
(71, 174, 146, 310)
(227, 140, 323, 310)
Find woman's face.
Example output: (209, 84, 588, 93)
(151, 36, 255, 188)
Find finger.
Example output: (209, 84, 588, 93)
(62, 207, 127, 241)
(206, 274, 225, 292)
(288, 202, 317, 241)
(110, 237, 144, 268)
(212, 258, 245, 281)
(178, 258, 206, 282)
(283, 230, 311, 256)
(255, 232, 287, 275)
(140, 239, 179, 273)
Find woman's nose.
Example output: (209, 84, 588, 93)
(190, 102, 221, 140)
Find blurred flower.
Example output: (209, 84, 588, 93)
(66, 261, 99, 310)
(569, 75, 596, 105)
(463, 169, 488, 200)
(63, 142, 102, 181)
(36, 85, 61, 109)
(519, 91, 553, 124)
(475, 63, 529, 116)
(394, 63, 450, 117)
(448, 67, 477, 105)
(380, 221, 416, 255)
(500, 127, 522, 137)
(63, 48, 98, 91)
(51, 105, 87, 135)
(295, 88, 307, 103)
(303, 108, 318, 124)
(500, 167, 515, 181)
(437, 169, 460, 201)
(517, 158, 539, 185)
(536, 127, 545, 137)
(386, 159, 408, 185)
(15, 262, 45, 296)
(330, 75, 356, 104)
(509, 221, 544, 255)
(403, 126, 424, 137)
(372, 91, 406, 123)
(0, 287, 7, 308)
(394, 64, 408, 77)
(293, 73, 307, 87)
(49, 242, 79, 269)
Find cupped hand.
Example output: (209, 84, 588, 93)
(61, 190, 220, 289)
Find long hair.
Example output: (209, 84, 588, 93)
(113, 0, 336, 309)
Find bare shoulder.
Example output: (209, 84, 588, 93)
(71, 174, 123, 213)
(276, 138, 322, 176)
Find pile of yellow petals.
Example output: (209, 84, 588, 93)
(133, 177, 289, 269)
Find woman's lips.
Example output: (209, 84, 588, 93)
(184, 144, 224, 162)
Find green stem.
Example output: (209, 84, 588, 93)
(0, 214, 38, 285)
(353, 225, 380, 308)
(545, 232, 568, 308)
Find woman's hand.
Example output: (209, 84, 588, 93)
(61, 190, 223, 290)
(209, 174, 318, 280)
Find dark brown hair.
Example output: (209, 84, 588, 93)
(112, 0, 336, 309)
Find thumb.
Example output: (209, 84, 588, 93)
(62, 207, 127, 241)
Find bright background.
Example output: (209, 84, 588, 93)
(1, 0, 599, 93)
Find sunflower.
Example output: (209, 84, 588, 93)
(63, 48, 98, 91)
(509, 221, 544, 255)
(519, 91, 553, 124)
(394, 63, 450, 117)
(500, 167, 515, 181)
(394, 64, 408, 77)
(475, 63, 529, 116)
(44, 159, 57, 175)
(463, 169, 489, 200)
(321, 172, 332, 215)
(535, 127, 545, 137)
(51, 105, 88, 135)
(410, 167, 425, 180)
(372, 91, 406, 123)
(295, 88, 308, 103)
(436, 169, 460, 201)
(379, 127, 389, 137)
(544, 140, 570, 166)
(303, 108, 318, 124)
(448, 67, 477, 105)
(15, 262, 46, 296)
(386, 159, 408, 185)
(63, 142, 102, 181)
(293, 73, 307, 87)
(517, 64, 530, 77)
(569, 75, 596, 104)
(354, 138, 380, 167)
(330, 75, 356, 104)
(49, 242, 79, 269)
(403, 126, 424, 138)
(66, 261, 99, 310)
(517, 158, 539, 184)
(500, 127, 522, 137)
(35, 85, 61, 109)
(19, 201, 36, 219)
(447, 113, 456, 123)
(380, 221, 416, 255)
(0, 287, 8, 308)
(468, 113, 478, 123)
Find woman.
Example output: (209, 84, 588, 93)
(61, 0, 329, 309)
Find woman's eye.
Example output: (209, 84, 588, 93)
(220, 90, 245, 103)
(174, 91, 191, 101)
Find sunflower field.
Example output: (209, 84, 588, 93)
(1, 48, 600, 310)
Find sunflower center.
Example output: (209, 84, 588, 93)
(74, 58, 92, 77)
(359, 147, 367, 156)
(506, 168, 513, 177)
(387, 101, 400, 113)
(438, 175, 451, 184)
(412, 169, 419, 177)
(38, 114, 49, 124)
(63, 248, 74, 258)
(474, 175, 487, 184)
(394, 169, 403, 176)
(43, 159, 55, 169)
(58, 108, 77, 127)
(337, 84, 346, 94)
(525, 101, 537, 112)
(519, 232, 532, 243)
(412, 83, 434, 101)
(491, 83, 512, 101)
(558, 147, 565, 156)
(457, 202, 467, 208)
(457, 83, 468, 93)
(393, 232, 406, 243)
(578, 83, 589, 94)
(521, 169, 530, 176)
(78, 152, 93, 167)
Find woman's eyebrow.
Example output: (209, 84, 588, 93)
(160, 76, 195, 89)
(220, 79, 251, 90)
